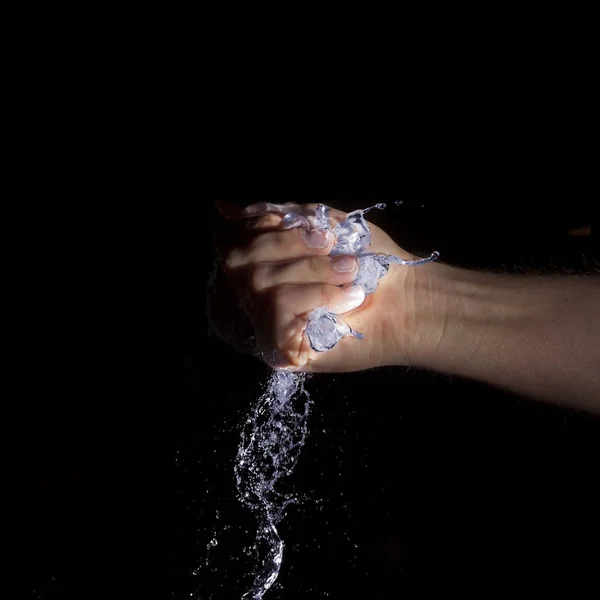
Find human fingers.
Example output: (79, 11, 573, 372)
(268, 282, 365, 327)
(220, 227, 336, 270)
(255, 283, 366, 366)
(248, 255, 359, 293)
(216, 200, 348, 228)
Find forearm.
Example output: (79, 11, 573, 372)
(408, 264, 600, 413)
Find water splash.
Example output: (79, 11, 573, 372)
(306, 203, 439, 352)
(231, 202, 438, 598)
(235, 370, 311, 599)
(206, 538, 218, 567)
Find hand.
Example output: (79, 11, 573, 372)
(214, 201, 600, 411)
(214, 201, 438, 372)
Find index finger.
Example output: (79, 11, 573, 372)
(216, 200, 348, 228)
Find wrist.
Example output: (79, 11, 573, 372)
(404, 262, 517, 372)
(396, 260, 454, 368)
(402, 262, 600, 410)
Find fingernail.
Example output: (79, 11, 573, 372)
(303, 230, 331, 248)
(331, 255, 357, 273)
(332, 286, 365, 314)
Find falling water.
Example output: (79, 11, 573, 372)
(234, 370, 311, 599)
(224, 202, 439, 598)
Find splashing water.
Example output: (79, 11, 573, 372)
(305, 203, 439, 353)
(231, 203, 438, 598)
(235, 370, 311, 599)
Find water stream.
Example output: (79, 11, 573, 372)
(215, 203, 439, 598)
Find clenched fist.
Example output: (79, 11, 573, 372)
(211, 201, 442, 373)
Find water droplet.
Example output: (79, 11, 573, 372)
(225, 203, 439, 598)
(395, 200, 403, 206)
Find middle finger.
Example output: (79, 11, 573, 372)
(223, 227, 336, 270)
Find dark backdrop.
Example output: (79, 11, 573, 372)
(12, 145, 598, 599)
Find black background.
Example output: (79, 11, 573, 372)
(10, 103, 599, 599)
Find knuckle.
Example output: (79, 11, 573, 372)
(249, 264, 269, 292)
(222, 248, 239, 271)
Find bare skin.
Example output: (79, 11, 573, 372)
(215, 201, 600, 414)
